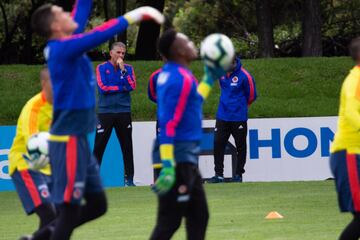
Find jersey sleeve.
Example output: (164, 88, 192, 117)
(242, 67, 257, 105)
(96, 63, 120, 94)
(148, 69, 161, 103)
(344, 79, 360, 130)
(21, 98, 43, 144)
(158, 71, 193, 145)
(71, 0, 93, 34)
(123, 65, 136, 91)
(56, 17, 129, 59)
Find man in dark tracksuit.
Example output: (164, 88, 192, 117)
(94, 42, 136, 186)
(209, 56, 257, 183)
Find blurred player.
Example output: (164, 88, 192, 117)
(148, 68, 162, 180)
(330, 37, 360, 240)
(31, 1, 164, 239)
(9, 67, 56, 240)
(150, 29, 222, 240)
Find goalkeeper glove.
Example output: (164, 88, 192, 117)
(152, 144, 176, 195)
(124, 6, 165, 25)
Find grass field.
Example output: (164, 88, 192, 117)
(0, 57, 354, 125)
(0, 181, 350, 240)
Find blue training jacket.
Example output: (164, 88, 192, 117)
(44, 0, 129, 135)
(155, 62, 203, 164)
(216, 57, 257, 122)
(96, 61, 136, 113)
(148, 68, 162, 103)
(157, 62, 203, 144)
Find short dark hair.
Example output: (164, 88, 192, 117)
(31, 4, 54, 38)
(111, 42, 126, 50)
(158, 29, 177, 60)
(349, 37, 360, 61)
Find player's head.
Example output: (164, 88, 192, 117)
(110, 42, 126, 62)
(350, 37, 360, 63)
(40, 67, 53, 104)
(31, 4, 78, 38)
(158, 29, 197, 65)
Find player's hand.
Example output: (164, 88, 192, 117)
(203, 65, 225, 85)
(116, 58, 125, 71)
(23, 154, 49, 170)
(152, 159, 176, 195)
(124, 6, 165, 25)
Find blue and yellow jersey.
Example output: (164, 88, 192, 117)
(9, 92, 52, 175)
(331, 66, 360, 154)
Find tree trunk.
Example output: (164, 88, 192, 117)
(256, 0, 274, 58)
(116, 0, 127, 44)
(302, 0, 322, 56)
(135, 0, 165, 60)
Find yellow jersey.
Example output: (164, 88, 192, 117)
(331, 65, 360, 154)
(9, 92, 52, 175)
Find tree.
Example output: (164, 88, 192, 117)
(256, 0, 274, 58)
(302, 0, 322, 56)
(115, 0, 126, 43)
(135, 0, 165, 60)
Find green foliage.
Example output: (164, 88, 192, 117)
(173, 0, 219, 44)
(0, 182, 350, 239)
(173, 0, 259, 58)
(0, 57, 353, 125)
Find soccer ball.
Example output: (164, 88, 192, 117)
(200, 33, 235, 71)
(26, 132, 50, 170)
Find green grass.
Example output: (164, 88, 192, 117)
(0, 181, 350, 240)
(0, 57, 354, 125)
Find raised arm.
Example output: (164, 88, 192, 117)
(197, 65, 223, 100)
(58, 7, 164, 58)
(71, 0, 93, 34)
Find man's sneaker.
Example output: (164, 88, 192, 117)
(125, 178, 136, 187)
(232, 175, 243, 182)
(207, 175, 224, 183)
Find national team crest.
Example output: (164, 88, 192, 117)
(41, 188, 49, 198)
(232, 76, 239, 83)
(73, 188, 82, 199)
(106, 69, 110, 74)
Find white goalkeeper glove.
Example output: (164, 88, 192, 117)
(124, 6, 165, 25)
(23, 154, 49, 170)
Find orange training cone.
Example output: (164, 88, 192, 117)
(265, 211, 284, 219)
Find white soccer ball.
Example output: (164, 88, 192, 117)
(26, 132, 50, 170)
(200, 33, 235, 71)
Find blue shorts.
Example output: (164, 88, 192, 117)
(152, 140, 200, 168)
(49, 135, 103, 205)
(11, 169, 52, 215)
(330, 150, 360, 213)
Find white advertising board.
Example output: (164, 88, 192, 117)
(132, 117, 337, 185)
